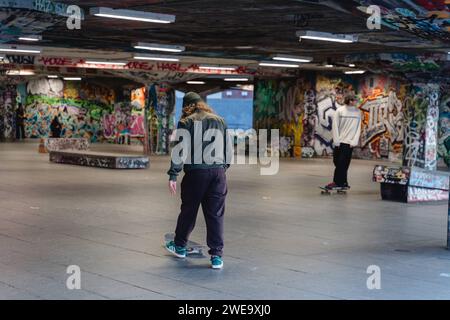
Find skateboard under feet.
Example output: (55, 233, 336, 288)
(164, 233, 206, 258)
(319, 186, 349, 195)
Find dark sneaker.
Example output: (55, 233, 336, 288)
(211, 255, 223, 269)
(165, 240, 186, 258)
(342, 183, 351, 189)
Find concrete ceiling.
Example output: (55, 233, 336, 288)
(1, 0, 450, 85)
(3, 1, 450, 59)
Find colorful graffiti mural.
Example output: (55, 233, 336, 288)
(254, 78, 310, 157)
(103, 102, 144, 142)
(253, 74, 447, 168)
(356, 75, 406, 161)
(23, 78, 145, 143)
(25, 94, 105, 141)
(314, 76, 354, 156)
(355, 0, 450, 42)
(254, 76, 356, 157)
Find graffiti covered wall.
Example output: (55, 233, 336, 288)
(253, 73, 446, 168)
(355, 75, 406, 161)
(314, 75, 356, 156)
(354, 0, 450, 43)
(25, 78, 111, 141)
(254, 78, 313, 157)
(102, 87, 145, 142)
(254, 75, 356, 158)
(24, 78, 146, 143)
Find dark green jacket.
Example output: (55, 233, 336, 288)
(167, 110, 231, 181)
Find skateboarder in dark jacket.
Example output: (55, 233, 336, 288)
(165, 92, 231, 269)
(50, 115, 62, 138)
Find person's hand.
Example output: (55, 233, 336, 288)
(168, 180, 177, 195)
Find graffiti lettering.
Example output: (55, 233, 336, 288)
(39, 56, 74, 66)
(5, 55, 35, 65)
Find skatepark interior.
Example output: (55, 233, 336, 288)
(1, 0, 450, 300)
(1, 142, 448, 299)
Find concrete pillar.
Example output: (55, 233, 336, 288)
(424, 85, 440, 171)
(403, 83, 440, 170)
(448, 189, 450, 249)
(143, 84, 153, 155)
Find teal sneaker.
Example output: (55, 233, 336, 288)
(211, 255, 223, 269)
(165, 240, 186, 258)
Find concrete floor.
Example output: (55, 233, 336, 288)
(0, 141, 449, 300)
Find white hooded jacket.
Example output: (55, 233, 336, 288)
(332, 105, 361, 147)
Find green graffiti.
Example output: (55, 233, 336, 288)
(392, 61, 440, 72)
(26, 95, 112, 120)
(254, 80, 279, 122)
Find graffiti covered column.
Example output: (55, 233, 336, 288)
(424, 85, 440, 171)
(448, 189, 450, 249)
(439, 91, 450, 168)
(403, 83, 440, 170)
(0, 85, 17, 141)
(147, 83, 175, 155)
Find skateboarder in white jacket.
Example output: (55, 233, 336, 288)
(326, 93, 361, 189)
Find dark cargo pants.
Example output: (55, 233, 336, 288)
(333, 143, 353, 187)
(174, 168, 227, 256)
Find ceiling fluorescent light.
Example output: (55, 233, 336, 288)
(325, 64, 334, 68)
(6, 70, 35, 75)
(63, 77, 82, 81)
(133, 54, 179, 62)
(296, 31, 357, 43)
(47, 75, 58, 78)
(224, 78, 249, 82)
(199, 65, 236, 71)
(348, 64, 356, 67)
(344, 70, 366, 74)
(0, 45, 42, 54)
(259, 61, 300, 68)
(186, 81, 205, 84)
(272, 55, 312, 63)
(19, 35, 42, 42)
(90, 7, 175, 24)
(134, 42, 185, 52)
(85, 60, 127, 66)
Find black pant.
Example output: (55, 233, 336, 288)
(16, 123, 25, 140)
(333, 143, 353, 186)
(174, 168, 227, 256)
